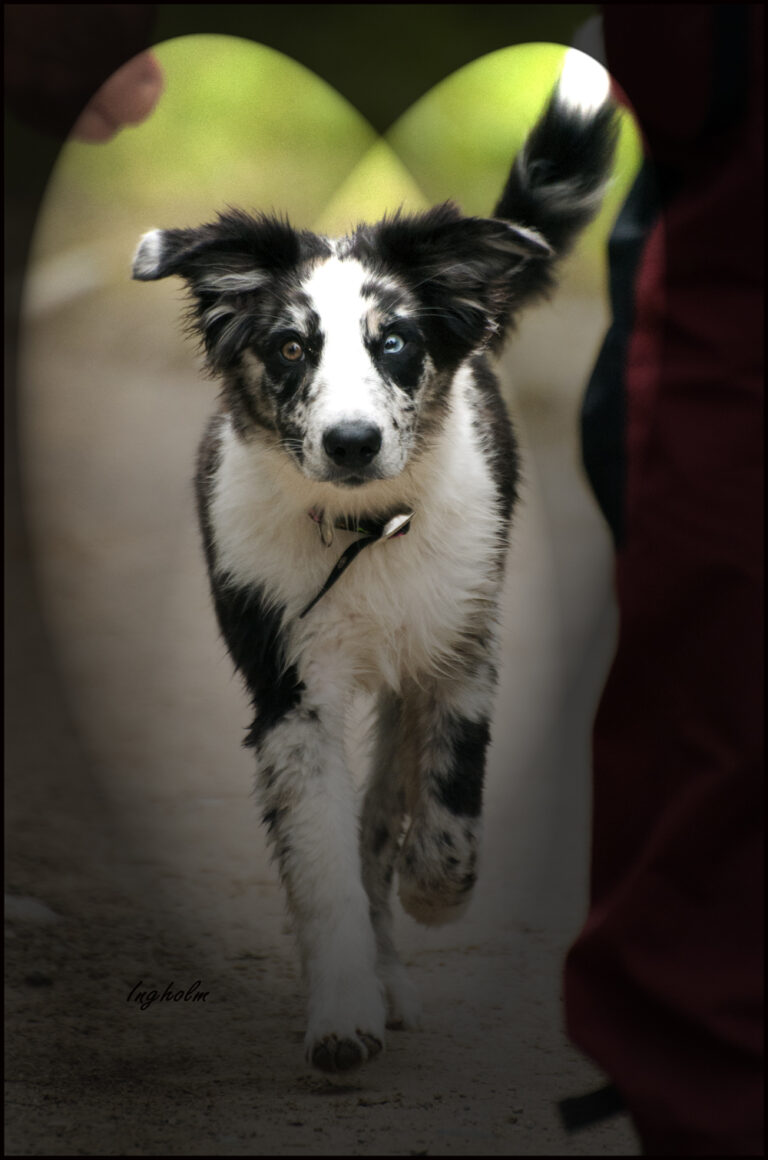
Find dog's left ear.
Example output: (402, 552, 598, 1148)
(372, 205, 553, 359)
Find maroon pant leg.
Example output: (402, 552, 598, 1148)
(566, 6, 764, 1154)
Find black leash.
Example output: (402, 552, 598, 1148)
(299, 508, 413, 620)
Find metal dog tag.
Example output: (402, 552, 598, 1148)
(319, 512, 335, 546)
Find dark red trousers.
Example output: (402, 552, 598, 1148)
(566, 6, 764, 1154)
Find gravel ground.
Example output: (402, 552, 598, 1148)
(6, 230, 640, 1156)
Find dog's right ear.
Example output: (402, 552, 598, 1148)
(132, 227, 195, 281)
(131, 211, 322, 292)
(131, 223, 274, 292)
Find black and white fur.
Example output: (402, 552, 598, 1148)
(133, 52, 617, 1073)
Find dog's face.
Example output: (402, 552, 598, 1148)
(133, 205, 550, 488)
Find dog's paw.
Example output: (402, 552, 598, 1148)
(307, 1030, 383, 1073)
(305, 977, 386, 1072)
(397, 811, 478, 926)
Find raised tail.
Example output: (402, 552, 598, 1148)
(493, 49, 619, 300)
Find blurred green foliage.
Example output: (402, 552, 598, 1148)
(39, 35, 641, 286)
(47, 37, 378, 233)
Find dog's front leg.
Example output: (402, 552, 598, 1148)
(252, 690, 386, 1072)
(397, 660, 498, 927)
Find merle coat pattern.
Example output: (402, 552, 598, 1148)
(133, 52, 617, 1072)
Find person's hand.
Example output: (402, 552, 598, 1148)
(72, 51, 164, 143)
(4, 4, 158, 140)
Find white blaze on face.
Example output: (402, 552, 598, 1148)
(301, 256, 378, 421)
(299, 256, 407, 478)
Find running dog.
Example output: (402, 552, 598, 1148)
(133, 51, 617, 1072)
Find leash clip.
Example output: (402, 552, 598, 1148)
(380, 511, 413, 540)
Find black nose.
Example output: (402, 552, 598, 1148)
(322, 421, 382, 471)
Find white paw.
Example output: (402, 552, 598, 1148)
(305, 1028, 384, 1072)
(305, 979, 386, 1073)
(398, 882, 472, 927)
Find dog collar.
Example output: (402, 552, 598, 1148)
(299, 507, 413, 619)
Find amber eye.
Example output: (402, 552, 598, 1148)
(280, 339, 304, 362)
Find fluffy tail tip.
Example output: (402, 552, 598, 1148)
(556, 47, 612, 117)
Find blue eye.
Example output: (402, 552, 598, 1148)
(383, 334, 404, 354)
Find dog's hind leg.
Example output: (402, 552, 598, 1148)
(396, 658, 498, 927)
(360, 689, 422, 1030)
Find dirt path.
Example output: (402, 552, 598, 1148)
(6, 254, 640, 1155)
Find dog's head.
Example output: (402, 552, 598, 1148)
(133, 204, 550, 488)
